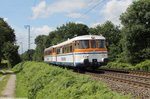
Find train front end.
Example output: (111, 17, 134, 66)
(73, 35, 108, 69)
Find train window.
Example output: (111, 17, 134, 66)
(57, 48, 60, 54)
(70, 46, 72, 52)
(80, 40, 89, 49)
(60, 48, 63, 54)
(91, 40, 96, 48)
(62, 47, 64, 53)
(98, 40, 105, 48)
(74, 41, 79, 49)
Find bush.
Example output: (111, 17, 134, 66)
(106, 62, 134, 70)
(13, 61, 131, 99)
(135, 60, 150, 71)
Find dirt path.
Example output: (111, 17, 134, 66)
(0, 74, 16, 98)
(0, 76, 5, 81)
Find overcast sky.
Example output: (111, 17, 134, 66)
(0, 0, 133, 53)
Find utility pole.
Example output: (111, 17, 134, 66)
(20, 42, 23, 54)
(24, 25, 31, 61)
(24, 25, 31, 50)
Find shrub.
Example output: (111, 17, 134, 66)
(135, 60, 150, 71)
(106, 62, 134, 70)
(13, 62, 131, 99)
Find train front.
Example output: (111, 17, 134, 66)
(73, 35, 108, 69)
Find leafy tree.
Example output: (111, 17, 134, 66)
(45, 31, 58, 48)
(120, 0, 150, 63)
(33, 35, 47, 61)
(0, 18, 20, 67)
(21, 49, 35, 61)
(2, 42, 21, 68)
(89, 21, 121, 61)
(57, 22, 89, 40)
(45, 22, 89, 47)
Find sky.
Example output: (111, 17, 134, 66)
(0, 0, 133, 54)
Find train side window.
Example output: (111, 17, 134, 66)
(98, 40, 105, 48)
(70, 46, 72, 52)
(67, 46, 69, 53)
(64, 46, 67, 53)
(57, 48, 60, 54)
(60, 47, 63, 54)
(91, 40, 96, 48)
(80, 40, 89, 49)
(62, 47, 64, 53)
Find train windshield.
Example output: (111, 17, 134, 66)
(91, 40, 96, 48)
(97, 40, 105, 48)
(80, 40, 89, 49)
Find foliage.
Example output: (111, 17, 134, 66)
(0, 18, 20, 67)
(89, 21, 121, 61)
(2, 42, 21, 68)
(0, 75, 10, 96)
(13, 62, 131, 99)
(21, 49, 35, 61)
(15, 73, 28, 97)
(106, 62, 134, 70)
(33, 35, 47, 61)
(120, 0, 150, 63)
(45, 22, 89, 47)
(104, 60, 150, 72)
(134, 60, 150, 71)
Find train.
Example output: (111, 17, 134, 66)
(44, 35, 108, 69)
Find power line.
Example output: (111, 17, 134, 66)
(78, 0, 104, 19)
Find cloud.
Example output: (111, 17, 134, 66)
(67, 13, 82, 18)
(75, 21, 84, 24)
(31, 25, 55, 36)
(31, 1, 47, 19)
(3, 17, 8, 21)
(31, 0, 93, 19)
(100, 0, 132, 25)
(90, 22, 101, 28)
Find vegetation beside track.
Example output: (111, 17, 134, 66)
(0, 75, 10, 96)
(102, 60, 150, 72)
(13, 62, 131, 99)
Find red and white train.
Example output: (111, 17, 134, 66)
(44, 35, 108, 69)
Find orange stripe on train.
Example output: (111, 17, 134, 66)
(74, 48, 107, 52)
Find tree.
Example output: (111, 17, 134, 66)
(33, 35, 47, 61)
(0, 18, 20, 67)
(21, 49, 35, 61)
(2, 42, 21, 68)
(89, 21, 121, 61)
(45, 31, 58, 48)
(120, 0, 150, 63)
(45, 22, 89, 48)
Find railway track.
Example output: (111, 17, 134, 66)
(99, 68, 150, 77)
(83, 69, 150, 99)
(86, 71, 150, 88)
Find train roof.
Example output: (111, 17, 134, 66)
(45, 35, 105, 51)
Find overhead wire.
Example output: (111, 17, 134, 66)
(78, 0, 104, 19)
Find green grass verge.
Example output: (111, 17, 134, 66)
(0, 75, 10, 96)
(13, 62, 131, 99)
(15, 74, 28, 98)
(101, 60, 150, 72)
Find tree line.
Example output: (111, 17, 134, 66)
(0, 18, 21, 68)
(22, 0, 150, 64)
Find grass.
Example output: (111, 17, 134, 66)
(15, 74, 28, 98)
(101, 60, 150, 72)
(13, 62, 131, 99)
(0, 75, 10, 96)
